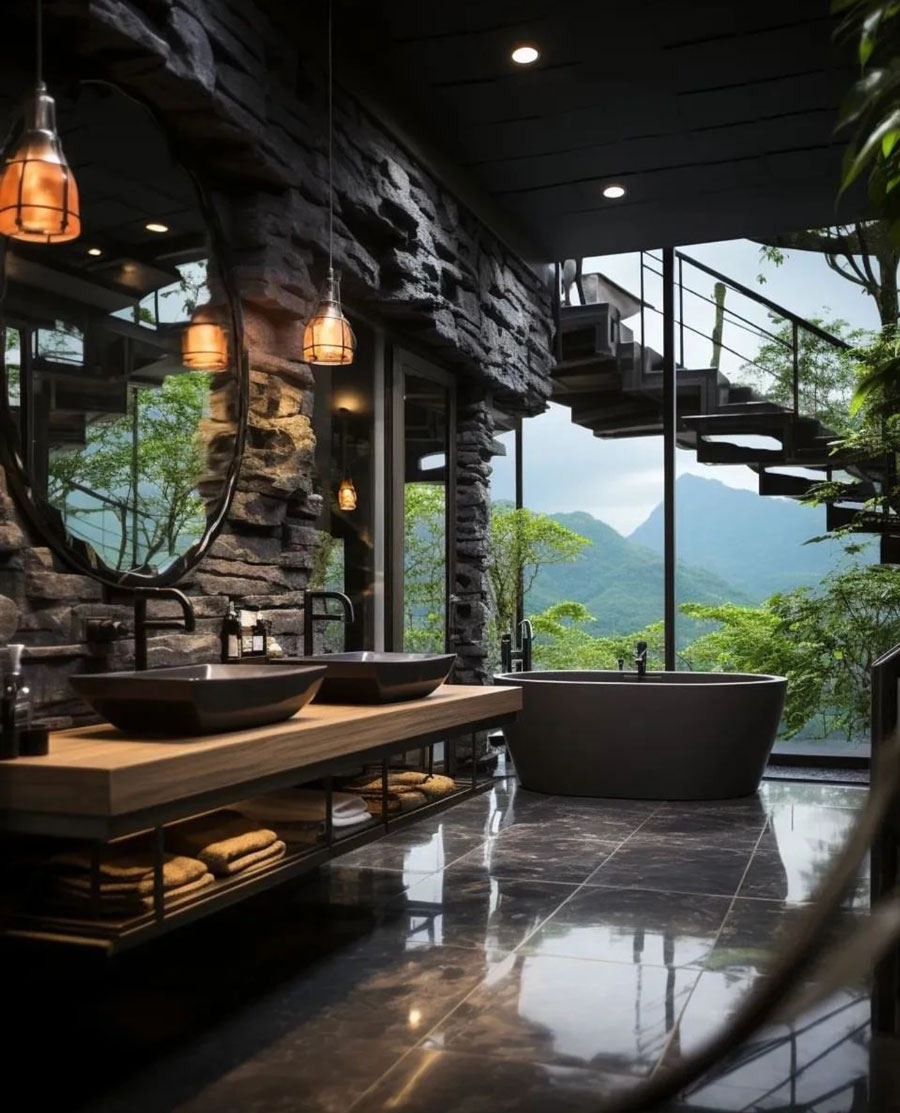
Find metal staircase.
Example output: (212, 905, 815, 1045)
(553, 250, 898, 561)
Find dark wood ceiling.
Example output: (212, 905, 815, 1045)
(338, 0, 863, 259)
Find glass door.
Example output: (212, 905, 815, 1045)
(389, 348, 456, 653)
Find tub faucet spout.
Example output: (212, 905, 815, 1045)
(634, 640, 648, 678)
(501, 621, 533, 673)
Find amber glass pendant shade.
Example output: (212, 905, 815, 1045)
(302, 269, 355, 365)
(182, 305, 229, 371)
(337, 476, 357, 511)
(0, 84, 80, 243)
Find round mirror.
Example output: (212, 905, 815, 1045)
(0, 82, 245, 586)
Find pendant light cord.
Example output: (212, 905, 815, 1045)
(327, 0, 334, 272)
(36, 0, 43, 87)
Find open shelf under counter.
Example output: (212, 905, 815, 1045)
(0, 684, 520, 951)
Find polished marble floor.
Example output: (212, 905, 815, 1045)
(9, 778, 878, 1112)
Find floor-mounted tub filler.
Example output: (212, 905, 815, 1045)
(496, 670, 787, 800)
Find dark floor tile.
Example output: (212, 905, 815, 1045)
(586, 838, 753, 896)
(738, 847, 870, 909)
(757, 782, 868, 812)
(668, 970, 869, 1108)
(424, 953, 699, 1077)
(538, 797, 661, 827)
(450, 826, 621, 884)
(83, 1036, 411, 1113)
(351, 1049, 639, 1113)
(424, 785, 553, 837)
(526, 808, 649, 843)
(709, 898, 867, 979)
(337, 825, 485, 874)
(639, 804, 767, 846)
(291, 864, 423, 912)
(521, 886, 732, 969)
(394, 868, 579, 955)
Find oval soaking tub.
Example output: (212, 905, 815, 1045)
(496, 670, 787, 800)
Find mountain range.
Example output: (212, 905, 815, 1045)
(629, 473, 867, 600)
(526, 474, 870, 636)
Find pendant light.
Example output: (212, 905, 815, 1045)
(182, 303, 229, 371)
(336, 407, 357, 511)
(302, 0, 355, 366)
(0, 0, 80, 243)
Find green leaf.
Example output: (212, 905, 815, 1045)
(883, 128, 900, 158)
(850, 353, 900, 413)
(840, 108, 900, 193)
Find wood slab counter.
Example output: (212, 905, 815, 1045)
(0, 684, 521, 826)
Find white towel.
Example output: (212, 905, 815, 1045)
(234, 789, 370, 828)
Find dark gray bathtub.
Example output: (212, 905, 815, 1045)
(496, 670, 787, 800)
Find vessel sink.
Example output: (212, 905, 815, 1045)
(282, 651, 456, 703)
(69, 663, 326, 736)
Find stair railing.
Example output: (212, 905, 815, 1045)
(636, 249, 851, 420)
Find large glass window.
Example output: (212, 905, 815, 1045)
(310, 320, 378, 652)
(391, 350, 455, 653)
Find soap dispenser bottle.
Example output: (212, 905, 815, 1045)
(221, 600, 242, 663)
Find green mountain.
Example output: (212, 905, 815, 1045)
(527, 509, 749, 636)
(628, 473, 870, 601)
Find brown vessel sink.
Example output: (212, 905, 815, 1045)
(281, 651, 456, 703)
(69, 663, 326, 736)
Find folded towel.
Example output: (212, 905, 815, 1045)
(234, 789, 369, 826)
(52, 870, 215, 918)
(218, 839, 286, 876)
(50, 852, 207, 895)
(168, 812, 277, 876)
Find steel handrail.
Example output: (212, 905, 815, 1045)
(642, 258, 792, 349)
(641, 259, 791, 352)
(675, 250, 852, 350)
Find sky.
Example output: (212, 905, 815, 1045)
(491, 237, 882, 534)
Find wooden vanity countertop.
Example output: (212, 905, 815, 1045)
(0, 684, 521, 819)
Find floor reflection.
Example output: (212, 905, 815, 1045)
(18, 778, 875, 1113)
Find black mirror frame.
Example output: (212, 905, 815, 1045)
(0, 80, 248, 590)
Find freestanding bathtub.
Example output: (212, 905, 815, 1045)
(497, 670, 787, 800)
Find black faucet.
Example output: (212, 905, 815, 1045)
(132, 587, 196, 670)
(501, 620, 533, 673)
(634, 640, 648, 678)
(303, 590, 354, 656)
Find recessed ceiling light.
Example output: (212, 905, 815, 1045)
(145, 221, 169, 233)
(602, 184, 626, 199)
(511, 44, 540, 65)
(87, 247, 103, 257)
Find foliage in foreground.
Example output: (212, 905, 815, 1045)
(529, 562, 900, 741)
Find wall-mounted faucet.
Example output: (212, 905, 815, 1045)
(501, 619, 533, 673)
(303, 591, 354, 656)
(132, 588, 196, 670)
(634, 640, 648, 679)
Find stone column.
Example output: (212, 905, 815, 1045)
(453, 385, 494, 685)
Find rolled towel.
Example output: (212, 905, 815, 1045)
(390, 772, 456, 799)
(49, 847, 208, 886)
(271, 821, 326, 846)
(234, 789, 369, 827)
(220, 839, 286, 876)
(362, 788, 428, 816)
(169, 812, 277, 877)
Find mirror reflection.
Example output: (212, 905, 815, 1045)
(0, 83, 241, 581)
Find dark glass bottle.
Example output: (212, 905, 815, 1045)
(253, 615, 267, 658)
(221, 600, 242, 663)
